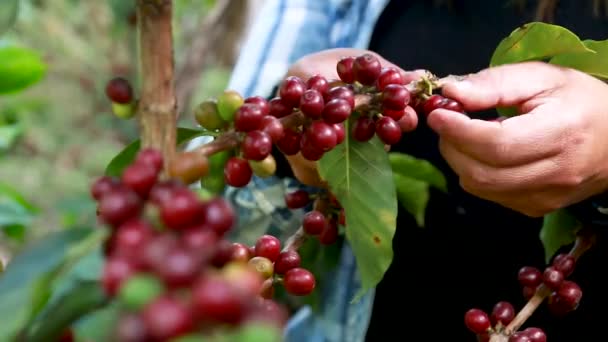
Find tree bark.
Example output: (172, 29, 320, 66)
(136, 0, 177, 168)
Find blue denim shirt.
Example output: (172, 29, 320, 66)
(187, 1, 389, 341)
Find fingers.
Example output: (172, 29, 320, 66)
(440, 138, 566, 200)
(439, 141, 540, 193)
(428, 108, 564, 167)
(441, 61, 568, 112)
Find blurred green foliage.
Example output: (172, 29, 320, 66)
(0, 0, 230, 248)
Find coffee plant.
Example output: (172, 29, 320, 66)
(2, 0, 608, 341)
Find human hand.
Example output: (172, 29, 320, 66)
(282, 48, 421, 187)
(427, 61, 608, 217)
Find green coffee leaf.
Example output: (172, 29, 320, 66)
(540, 209, 581, 263)
(388, 153, 447, 192)
(490, 22, 593, 67)
(318, 123, 397, 300)
(25, 281, 107, 342)
(393, 174, 429, 227)
(550, 39, 608, 79)
(105, 127, 209, 177)
(0, 46, 47, 94)
(0, 228, 103, 341)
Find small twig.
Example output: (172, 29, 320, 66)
(489, 229, 596, 342)
(195, 131, 240, 156)
(283, 226, 308, 252)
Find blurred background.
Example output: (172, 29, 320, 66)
(0, 0, 264, 263)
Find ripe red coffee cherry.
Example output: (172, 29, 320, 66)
(201, 197, 235, 236)
(382, 84, 410, 111)
(300, 141, 325, 161)
(352, 116, 376, 142)
(142, 296, 193, 340)
(375, 116, 402, 145)
(490, 301, 515, 326)
(193, 276, 245, 324)
(135, 148, 164, 173)
(442, 99, 465, 113)
(322, 98, 352, 124)
(276, 128, 302, 155)
(509, 332, 531, 342)
(231, 243, 251, 263)
(306, 121, 338, 151)
(242, 130, 273, 161)
(325, 86, 355, 108)
(106, 77, 133, 104)
(244, 96, 270, 116)
(543, 266, 564, 290)
(284, 190, 310, 209)
(114, 313, 148, 342)
(383, 108, 405, 121)
(156, 248, 200, 288)
(181, 227, 218, 250)
(464, 308, 491, 334)
(114, 219, 154, 261)
(255, 235, 282, 262)
(332, 123, 346, 144)
(261, 115, 285, 143)
(148, 179, 182, 206)
(274, 250, 302, 274)
(159, 188, 201, 230)
(319, 219, 339, 245)
(283, 267, 316, 296)
(557, 280, 582, 309)
(224, 157, 253, 188)
(91, 176, 120, 201)
(552, 253, 576, 277)
(279, 76, 306, 107)
(121, 162, 158, 197)
(302, 210, 327, 235)
(523, 327, 547, 342)
(336, 56, 356, 83)
(306, 74, 330, 95)
(377, 67, 404, 91)
(353, 54, 382, 85)
(300, 89, 325, 119)
(422, 94, 448, 116)
(268, 97, 292, 118)
(234, 103, 265, 132)
(211, 240, 234, 268)
(102, 257, 135, 296)
(518, 266, 542, 288)
(98, 187, 142, 228)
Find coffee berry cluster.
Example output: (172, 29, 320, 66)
(464, 252, 582, 341)
(100, 53, 471, 341)
(90, 148, 320, 341)
(105, 53, 467, 191)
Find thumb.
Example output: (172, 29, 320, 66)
(441, 61, 568, 112)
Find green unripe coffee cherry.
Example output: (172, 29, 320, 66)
(234, 323, 283, 342)
(118, 274, 164, 310)
(216, 90, 244, 122)
(248, 256, 274, 280)
(249, 155, 277, 178)
(194, 100, 226, 130)
(111, 102, 136, 119)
